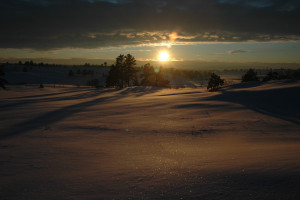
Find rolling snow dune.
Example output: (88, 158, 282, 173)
(0, 81, 300, 199)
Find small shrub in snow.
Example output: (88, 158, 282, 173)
(262, 69, 279, 81)
(242, 69, 259, 82)
(207, 73, 224, 92)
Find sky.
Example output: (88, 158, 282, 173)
(1, 0, 300, 66)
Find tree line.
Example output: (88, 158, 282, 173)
(2, 55, 300, 91)
(207, 68, 300, 92)
(16, 60, 110, 68)
(105, 54, 169, 88)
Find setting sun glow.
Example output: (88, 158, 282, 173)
(158, 51, 170, 62)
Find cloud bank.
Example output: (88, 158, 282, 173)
(0, 0, 300, 50)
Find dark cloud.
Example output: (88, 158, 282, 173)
(0, 0, 300, 50)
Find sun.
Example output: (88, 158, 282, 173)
(158, 51, 170, 62)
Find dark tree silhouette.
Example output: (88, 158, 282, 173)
(293, 69, 300, 78)
(140, 63, 156, 86)
(106, 64, 121, 87)
(0, 66, 4, 76)
(207, 73, 224, 91)
(124, 54, 137, 87)
(242, 68, 259, 82)
(154, 66, 170, 87)
(132, 73, 140, 86)
(0, 65, 7, 90)
(68, 69, 74, 77)
(106, 54, 137, 88)
(263, 69, 279, 81)
(140, 64, 169, 87)
(106, 54, 169, 88)
(0, 78, 7, 90)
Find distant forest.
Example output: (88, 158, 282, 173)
(1, 54, 300, 90)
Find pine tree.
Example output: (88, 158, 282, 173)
(141, 63, 156, 86)
(106, 54, 137, 88)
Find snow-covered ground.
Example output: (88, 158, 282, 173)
(1, 80, 300, 199)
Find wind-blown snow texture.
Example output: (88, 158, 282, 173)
(1, 81, 300, 199)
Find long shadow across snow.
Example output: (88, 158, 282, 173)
(204, 84, 300, 125)
(158, 91, 203, 97)
(0, 88, 116, 110)
(0, 86, 164, 140)
(118, 86, 162, 97)
(3, 87, 92, 100)
(0, 93, 122, 140)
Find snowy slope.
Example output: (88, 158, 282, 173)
(0, 81, 300, 199)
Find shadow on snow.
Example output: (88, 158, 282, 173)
(207, 84, 300, 125)
(0, 86, 162, 140)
